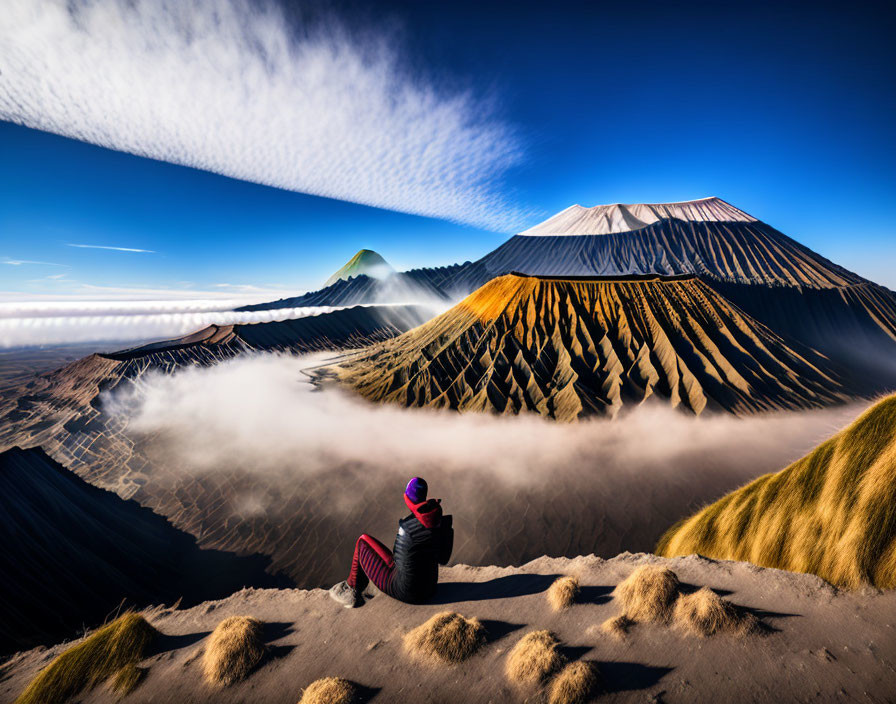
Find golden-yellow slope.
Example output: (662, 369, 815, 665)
(657, 393, 896, 588)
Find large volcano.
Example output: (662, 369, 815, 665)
(314, 273, 863, 420)
(444, 197, 859, 290)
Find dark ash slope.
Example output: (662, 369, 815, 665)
(443, 219, 862, 294)
(0, 447, 289, 654)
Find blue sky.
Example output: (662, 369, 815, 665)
(1, 0, 895, 298)
(0, 121, 498, 298)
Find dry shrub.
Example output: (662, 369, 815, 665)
(505, 630, 565, 684)
(403, 612, 487, 664)
(202, 616, 265, 686)
(599, 614, 633, 639)
(15, 612, 156, 704)
(673, 587, 760, 637)
(298, 676, 356, 704)
(548, 661, 600, 704)
(547, 576, 580, 611)
(612, 565, 681, 623)
(657, 393, 896, 589)
(109, 663, 147, 696)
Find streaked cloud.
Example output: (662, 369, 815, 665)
(2, 258, 68, 267)
(67, 244, 156, 253)
(0, 0, 528, 231)
(213, 283, 277, 292)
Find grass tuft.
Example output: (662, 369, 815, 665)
(298, 676, 357, 704)
(548, 661, 600, 704)
(612, 565, 681, 623)
(505, 630, 565, 685)
(673, 587, 760, 637)
(599, 614, 633, 639)
(547, 576, 580, 611)
(15, 613, 156, 704)
(202, 616, 265, 686)
(403, 612, 487, 664)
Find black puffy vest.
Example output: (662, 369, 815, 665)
(391, 513, 453, 603)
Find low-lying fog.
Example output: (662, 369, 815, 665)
(0, 300, 394, 347)
(104, 353, 868, 587)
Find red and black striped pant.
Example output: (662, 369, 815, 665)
(347, 534, 397, 597)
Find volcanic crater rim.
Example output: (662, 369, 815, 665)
(508, 271, 699, 283)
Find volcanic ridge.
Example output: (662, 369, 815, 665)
(0, 304, 431, 462)
(239, 249, 449, 310)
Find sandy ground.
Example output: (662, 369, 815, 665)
(3, 553, 895, 704)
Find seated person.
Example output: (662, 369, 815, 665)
(329, 477, 453, 607)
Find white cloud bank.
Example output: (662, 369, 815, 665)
(110, 353, 864, 482)
(0, 0, 526, 230)
(0, 299, 438, 347)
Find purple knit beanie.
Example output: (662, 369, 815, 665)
(405, 477, 428, 504)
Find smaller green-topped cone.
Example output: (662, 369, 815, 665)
(325, 249, 394, 287)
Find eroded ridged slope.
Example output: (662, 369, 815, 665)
(710, 280, 896, 381)
(320, 274, 856, 420)
(657, 394, 896, 588)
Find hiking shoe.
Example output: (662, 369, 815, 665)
(329, 581, 360, 608)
